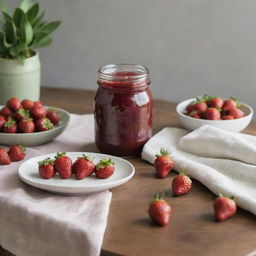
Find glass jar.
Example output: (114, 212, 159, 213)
(94, 64, 153, 157)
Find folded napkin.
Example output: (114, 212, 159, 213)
(142, 125, 256, 216)
(0, 114, 112, 256)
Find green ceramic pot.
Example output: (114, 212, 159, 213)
(0, 52, 41, 104)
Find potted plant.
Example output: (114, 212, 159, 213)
(0, 0, 60, 104)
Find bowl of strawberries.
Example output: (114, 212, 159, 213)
(176, 95, 253, 132)
(0, 97, 70, 146)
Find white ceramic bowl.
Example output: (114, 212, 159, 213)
(0, 106, 70, 146)
(176, 98, 253, 132)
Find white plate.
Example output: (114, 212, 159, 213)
(18, 152, 135, 195)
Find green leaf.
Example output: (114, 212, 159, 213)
(23, 16, 33, 45)
(39, 21, 61, 34)
(32, 36, 52, 48)
(27, 3, 39, 23)
(2, 11, 12, 22)
(31, 10, 44, 26)
(13, 8, 25, 27)
(5, 20, 17, 44)
(19, 0, 33, 12)
(0, 0, 9, 14)
(2, 32, 11, 48)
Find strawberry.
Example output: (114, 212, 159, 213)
(35, 117, 53, 132)
(214, 194, 237, 221)
(21, 99, 34, 110)
(185, 104, 195, 114)
(188, 110, 200, 119)
(13, 108, 30, 121)
(18, 119, 35, 133)
(154, 148, 174, 178)
(31, 106, 47, 119)
(33, 101, 43, 108)
(7, 97, 22, 111)
(38, 157, 56, 179)
(54, 152, 72, 179)
(3, 118, 17, 133)
(0, 148, 11, 165)
(0, 115, 6, 130)
(0, 106, 12, 117)
(148, 193, 171, 226)
(46, 109, 60, 125)
(172, 170, 192, 196)
(8, 144, 26, 161)
(208, 97, 224, 109)
(205, 108, 221, 120)
(228, 108, 245, 119)
(223, 98, 238, 111)
(222, 115, 234, 120)
(73, 154, 95, 180)
(193, 102, 207, 114)
(95, 158, 115, 179)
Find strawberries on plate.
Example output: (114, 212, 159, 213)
(73, 154, 95, 180)
(38, 157, 56, 179)
(95, 158, 115, 179)
(54, 152, 72, 179)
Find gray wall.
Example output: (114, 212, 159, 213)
(8, 0, 256, 110)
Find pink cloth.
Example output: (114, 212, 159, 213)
(0, 114, 112, 256)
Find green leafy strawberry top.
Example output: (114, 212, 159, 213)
(155, 148, 170, 158)
(16, 108, 30, 118)
(55, 152, 66, 160)
(151, 193, 166, 203)
(96, 158, 114, 170)
(38, 157, 54, 166)
(4, 117, 16, 128)
(17, 144, 26, 153)
(77, 154, 94, 162)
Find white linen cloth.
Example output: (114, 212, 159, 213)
(0, 114, 112, 256)
(142, 125, 256, 216)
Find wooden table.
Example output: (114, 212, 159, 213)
(1, 87, 256, 256)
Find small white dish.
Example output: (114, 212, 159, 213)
(176, 98, 253, 132)
(18, 152, 135, 195)
(0, 106, 70, 146)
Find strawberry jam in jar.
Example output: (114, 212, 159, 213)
(95, 64, 153, 157)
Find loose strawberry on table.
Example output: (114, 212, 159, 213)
(95, 158, 115, 179)
(214, 194, 237, 221)
(172, 170, 192, 196)
(154, 148, 173, 178)
(54, 152, 72, 179)
(0, 147, 11, 165)
(148, 193, 171, 227)
(8, 144, 26, 162)
(73, 154, 95, 180)
(38, 157, 56, 179)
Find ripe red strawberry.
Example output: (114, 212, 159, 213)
(46, 110, 60, 125)
(0, 106, 12, 117)
(185, 104, 195, 114)
(214, 194, 237, 221)
(95, 158, 115, 179)
(188, 111, 200, 119)
(193, 102, 207, 114)
(0, 148, 11, 165)
(208, 97, 224, 109)
(21, 99, 34, 110)
(223, 98, 238, 111)
(0, 115, 6, 130)
(33, 101, 43, 108)
(35, 117, 53, 132)
(18, 119, 35, 133)
(205, 108, 221, 120)
(7, 97, 22, 111)
(31, 106, 47, 119)
(54, 152, 72, 179)
(222, 115, 234, 120)
(14, 108, 30, 121)
(73, 154, 95, 180)
(172, 170, 192, 196)
(154, 148, 174, 178)
(3, 118, 17, 133)
(38, 157, 56, 179)
(148, 193, 171, 226)
(228, 108, 245, 119)
(8, 144, 26, 161)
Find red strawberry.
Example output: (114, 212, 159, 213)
(54, 152, 72, 179)
(46, 110, 60, 125)
(185, 104, 195, 114)
(208, 97, 224, 109)
(223, 98, 238, 111)
(154, 148, 174, 178)
(38, 157, 56, 179)
(0, 115, 6, 130)
(73, 154, 95, 180)
(0, 148, 11, 165)
(148, 193, 171, 226)
(33, 101, 43, 108)
(172, 170, 192, 196)
(18, 119, 35, 133)
(188, 111, 200, 119)
(214, 194, 237, 221)
(7, 97, 22, 111)
(0, 106, 12, 117)
(3, 118, 17, 133)
(35, 117, 53, 132)
(222, 115, 234, 120)
(193, 102, 207, 114)
(95, 158, 115, 179)
(228, 108, 245, 119)
(31, 106, 47, 119)
(8, 144, 26, 162)
(205, 108, 221, 120)
(14, 108, 30, 121)
(21, 99, 34, 110)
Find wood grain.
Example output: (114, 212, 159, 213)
(1, 87, 256, 256)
